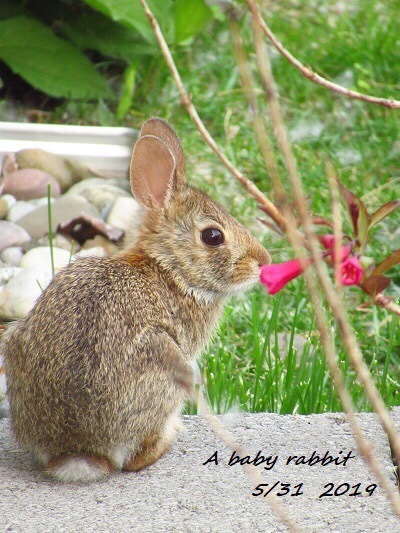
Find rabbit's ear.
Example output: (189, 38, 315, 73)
(140, 117, 186, 186)
(130, 135, 176, 209)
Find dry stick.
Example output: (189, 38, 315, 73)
(228, 17, 285, 202)
(326, 164, 344, 290)
(197, 388, 299, 533)
(248, 1, 400, 512)
(137, 0, 286, 231)
(138, 0, 300, 529)
(246, 0, 400, 110)
(374, 294, 400, 318)
(139, 0, 400, 513)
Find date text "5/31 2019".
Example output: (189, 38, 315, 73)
(252, 482, 377, 498)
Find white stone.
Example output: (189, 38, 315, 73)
(30, 196, 55, 207)
(0, 266, 22, 285)
(75, 247, 106, 259)
(66, 179, 130, 213)
(6, 201, 36, 223)
(106, 196, 141, 232)
(0, 248, 70, 319)
(20, 247, 71, 271)
(0, 221, 30, 252)
(0, 195, 17, 219)
(0, 245, 23, 267)
(0, 266, 52, 319)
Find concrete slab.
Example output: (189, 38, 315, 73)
(1, 410, 400, 532)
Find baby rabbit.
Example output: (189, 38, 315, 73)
(2, 118, 270, 483)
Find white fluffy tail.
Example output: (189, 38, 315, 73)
(47, 455, 113, 483)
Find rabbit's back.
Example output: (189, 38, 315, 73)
(3, 256, 184, 457)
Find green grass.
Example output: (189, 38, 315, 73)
(48, 0, 400, 415)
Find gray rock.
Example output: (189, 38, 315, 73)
(0, 169, 61, 200)
(0, 221, 31, 251)
(0, 247, 24, 267)
(17, 194, 99, 240)
(67, 179, 130, 214)
(15, 149, 93, 192)
(6, 200, 36, 223)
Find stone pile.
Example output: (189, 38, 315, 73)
(0, 149, 140, 321)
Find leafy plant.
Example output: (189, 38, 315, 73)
(0, 0, 217, 112)
(259, 179, 400, 305)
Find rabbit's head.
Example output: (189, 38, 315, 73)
(130, 118, 270, 302)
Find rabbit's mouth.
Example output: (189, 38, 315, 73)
(228, 273, 260, 295)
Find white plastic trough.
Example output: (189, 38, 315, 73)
(0, 121, 139, 178)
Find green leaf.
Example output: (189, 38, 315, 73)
(174, 0, 213, 43)
(82, 0, 174, 45)
(338, 180, 370, 244)
(117, 64, 136, 119)
(372, 250, 400, 277)
(368, 200, 400, 230)
(0, 16, 111, 99)
(61, 11, 157, 63)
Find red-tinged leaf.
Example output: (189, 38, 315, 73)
(311, 217, 334, 228)
(368, 200, 400, 230)
(360, 275, 392, 296)
(372, 250, 400, 276)
(338, 180, 370, 241)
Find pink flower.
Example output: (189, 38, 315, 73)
(340, 256, 363, 286)
(320, 234, 336, 249)
(260, 259, 309, 294)
(321, 234, 351, 261)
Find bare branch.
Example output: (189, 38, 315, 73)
(374, 294, 400, 317)
(248, 2, 400, 514)
(197, 387, 299, 532)
(139, 0, 400, 514)
(246, 0, 400, 109)
(138, 0, 286, 231)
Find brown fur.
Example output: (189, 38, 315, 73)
(2, 118, 270, 482)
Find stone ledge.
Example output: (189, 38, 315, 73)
(1, 410, 400, 532)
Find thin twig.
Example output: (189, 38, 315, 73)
(374, 294, 400, 318)
(228, 15, 285, 202)
(246, 0, 400, 109)
(197, 387, 299, 532)
(138, 0, 286, 231)
(248, 2, 400, 513)
(139, 0, 400, 513)
(327, 163, 344, 291)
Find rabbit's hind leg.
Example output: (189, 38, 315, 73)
(123, 415, 182, 472)
(46, 454, 115, 483)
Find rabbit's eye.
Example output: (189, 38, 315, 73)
(201, 227, 224, 247)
